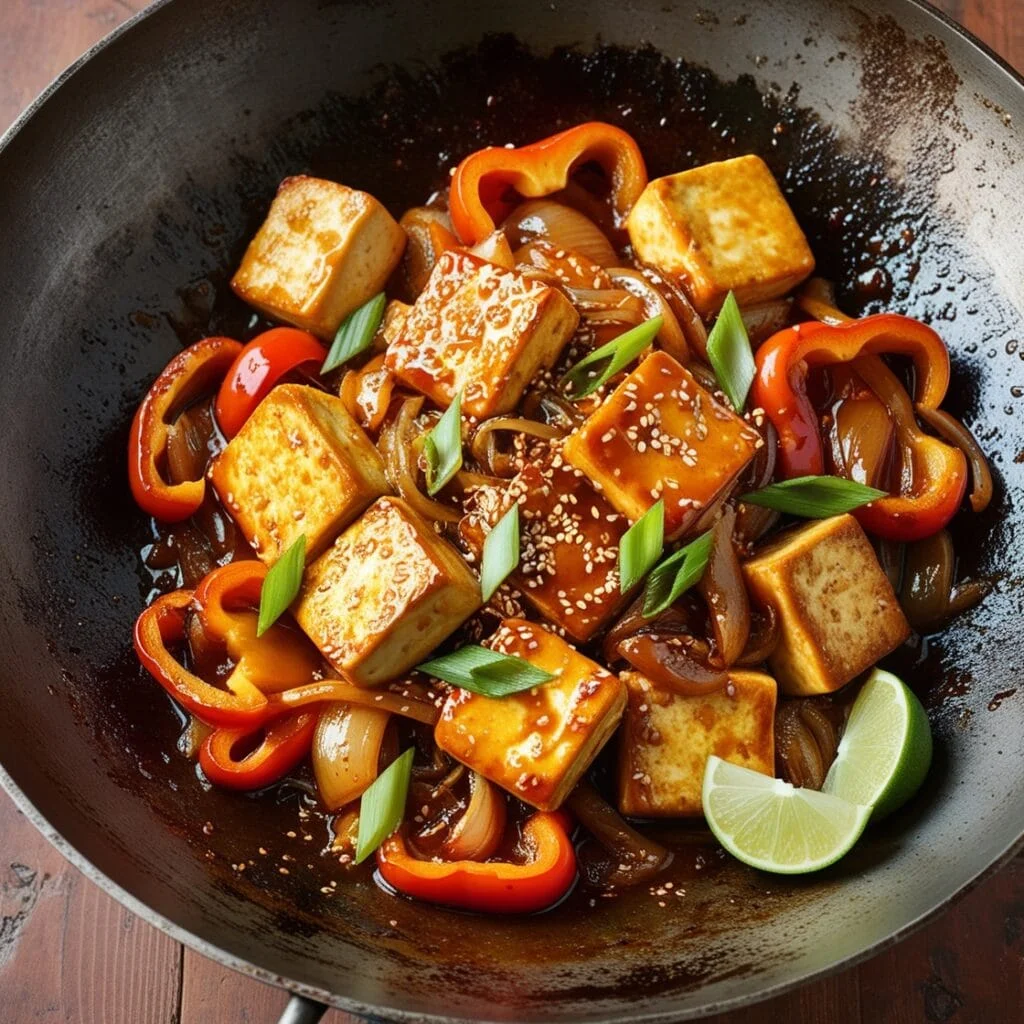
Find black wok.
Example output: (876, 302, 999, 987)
(1, 0, 1022, 1020)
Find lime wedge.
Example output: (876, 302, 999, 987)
(702, 756, 871, 874)
(823, 668, 933, 819)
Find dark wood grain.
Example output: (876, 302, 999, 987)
(0, 1, 1020, 1022)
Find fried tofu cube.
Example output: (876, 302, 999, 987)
(384, 250, 579, 419)
(434, 619, 626, 810)
(563, 351, 761, 539)
(231, 176, 406, 340)
(210, 384, 388, 564)
(294, 497, 480, 685)
(461, 451, 632, 641)
(618, 670, 777, 817)
(742, 515, 910, 696)
(626, 155, 815, 316)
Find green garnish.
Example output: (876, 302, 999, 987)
(740, 475, 886, 517)
(560, 315, 663, 400)
(642, 529, 714, 617)
(321, 292, 387, 374)
(417, 646, 555, 697)
(354, 748, 414, 864)
(619, 500, 664, 593)
(480, 503, 520, 602)
(256, 534, 306, 636)
(706, 291, 756, 412)
(424, 391, 463, 495)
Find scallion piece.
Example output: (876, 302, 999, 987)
(256, 534, 306, 636)
(354, 747, 414, 865)
(706, 291, 756, 412)
(321, 292, 387, 374)
(480, 503, 520, 602)
(424, 391, 463, 495)
(642, 529, 714, 617)
(740, 475, 886, 517)
(417, 645, 555, 697)
(560, 315, 663, 400)
(619, 499, 664, 593)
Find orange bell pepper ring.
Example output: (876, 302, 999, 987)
(129, 336, 242, 521)
(377, 811, 577, 914)
(449, 122, 647, 246)
(199, 709, 318, 790)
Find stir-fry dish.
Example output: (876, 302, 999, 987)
(129, 123, 993, 910)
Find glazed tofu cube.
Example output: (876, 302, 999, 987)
(210, 384, 388, 564)
(563, 351, 761, 539)
(434, 619, 626, 810)
(618, 669, 777, 818)
(384, 250, 579, 419)
(294, 497, 480, 685)
(626, 155, 815, 316)
(742, 515, 910, 696)
(231, 176, 406, 340)
(461, 451, 632, 641)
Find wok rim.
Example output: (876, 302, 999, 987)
(1, 0, 1022, 1019)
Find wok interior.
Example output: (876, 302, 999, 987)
(0, 0, 1022, 1019)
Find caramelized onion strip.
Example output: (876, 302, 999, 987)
(470, 416, 563, 474)
(915, 405, 993, 513)
(312, 702, 391, 810)
(439, 772, 507, 862)
(617, 633, 728, 697)
(900, 530, 956, 632)
(272, 677, 439, 726)
(608, 267, 689, 363)
(502, 199, 618, 267)
(697, 506, 750, 665)
(735, 604, 781, 666)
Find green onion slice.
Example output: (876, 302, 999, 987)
(424, 391, 463, 495)
(417, 645, 555, 697)
(354, 747, 414, 864)
(480, 503, 520, 602)
(560, 315, 663, 400)
(706, 292, 756, 412)
(256, 534, 306, 636)
(740, 475, 886, 517)
(321, 292, 387, 374)
(619, 500, 664, 593)
(642, 528, 714, 617)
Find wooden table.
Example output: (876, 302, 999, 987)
(1, 2, 1022, 1021)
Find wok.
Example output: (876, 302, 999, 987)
(0, 0, 1022, 1020)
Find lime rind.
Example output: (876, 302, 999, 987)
(702, 756, 872, 875)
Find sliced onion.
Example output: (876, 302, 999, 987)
(915, 405, 993, 513)
(617, 632, 728, 696)
(735, 603, 781, 666)
(502, 199, 618, 267)
(795, 278, 851, 326)
(339, 353, 396, 434)
(826, 366, 897, 490)
(874, 537, 905, 594)
(470, 415, 564, 477)
(741, 298, 793, 345)
(399, 206, 452, 299)
(273, 676, 440, 726)
(900, 529, 956, 632)
(608, 267, 689, 363)
(775, 699, 842, 790)
(697, 506, 750, 665)
(312, 702, 391, 811)
(378, 395, 461, 523)
(636, 263, 709, 359)
(439, 772, 507, 862)
(166, 400, 218, 485)
(469, 230, 515, 270)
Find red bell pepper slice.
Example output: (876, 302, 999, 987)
(129, 336, 242, 522)
(214, 327, 327, 438)
(449, 122, 647, 245)
(199, 709, 318, 790)
(377, 811, 576, 914)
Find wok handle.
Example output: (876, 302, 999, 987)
(277, 994, 328, 1024)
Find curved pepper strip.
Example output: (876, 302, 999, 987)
(377, 811, 576, 914)
(449, 122, 647, 246)
(199, 709, 318, 790)
(751, 313, 951, 479)
(129, 336, 243, 522)
(214, 327, 327, 438)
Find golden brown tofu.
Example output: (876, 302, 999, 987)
(384, 250, 579, 419)
(434, 619, 626, 810)
(563, 351, 761, 539)
(210, 384, 388, 564)
(461, 449, 632, 642)
(231, 176, 406, 340)
(618, 670, 777, 817)
(742, 515, 910, 696)
(626, 155, 815, 316)
(294, 497, 480, 686)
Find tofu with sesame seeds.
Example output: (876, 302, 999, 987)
(294, 497, 481, 686)
(434, 619, 626, 811)
(563, 351, 761, 540)
(626, 155, 815, 317)
(231, 176, 406, 340)
(618, 669, 777, 818)
(461, 451, 632, 642)
(210, 384, 389, 564)
(742, 515, 910, 696)
(384, 250, 579, 419)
